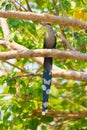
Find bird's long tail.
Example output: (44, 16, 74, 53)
(42, 57, 52, 115)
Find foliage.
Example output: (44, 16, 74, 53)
(0, 0, 87, 129)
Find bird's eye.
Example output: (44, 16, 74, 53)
(47, 23, 51, 25)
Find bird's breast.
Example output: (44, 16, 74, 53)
(45, 34, 55, 48)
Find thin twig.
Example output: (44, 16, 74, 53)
(52, 0, 59, 15)
(9, 0, 22, 11)
(8, 72, 42, 81)
(5, 60, 26, 72)
(25, 0, 32, 12)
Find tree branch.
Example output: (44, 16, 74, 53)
(0, 18, 10, 40)
(27, 110, 87, 119)
(0, 49, 87, 61)
(56, 32, 74, 50)
(5, 60, 26, 72)
(0, 11, 87, 29)
(7, 69, 87, 82)
(25, 0, 32, 12)
(52, 0, 59, 15)
(9, 0, 22, 11)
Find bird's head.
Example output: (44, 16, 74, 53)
(42, 22, 53, 32)
(42, 22, 51, 27)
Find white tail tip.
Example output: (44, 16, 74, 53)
(42, 110, 48, 115)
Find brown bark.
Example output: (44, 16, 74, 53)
(6, 68, 87, 82)
(27, 110, 87, 119)
(0, 49, 87, 61)
(0, 10, 87, 29)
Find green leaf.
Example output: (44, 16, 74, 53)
(41, 116, 53, 123)
(3, 112, 11, 120)
(5, 3, 11, 10)
(28, 118, 39, 130)
(9, 87, 16, 94)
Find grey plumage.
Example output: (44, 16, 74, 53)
(44, 24, 56, 49)
(42, 23, 56, 115)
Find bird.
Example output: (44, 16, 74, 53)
(42, 23, 56, 115)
